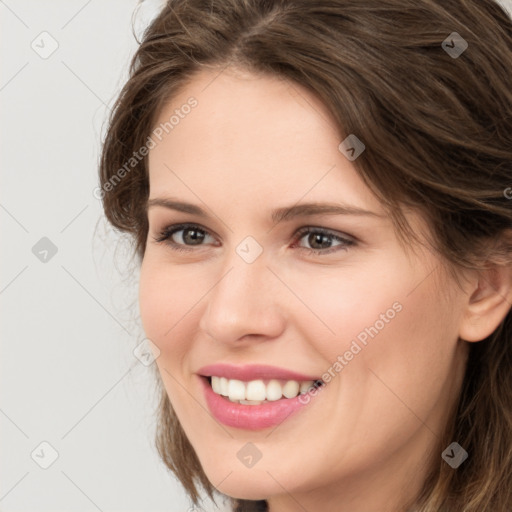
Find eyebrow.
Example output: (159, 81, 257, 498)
(147, 197, 384, 223)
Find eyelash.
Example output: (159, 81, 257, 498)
(153, 223, 356, 255)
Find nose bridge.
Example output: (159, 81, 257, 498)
(199, 243, 285, 343)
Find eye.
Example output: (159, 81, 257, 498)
(153, 223, 355, 255)
(153, 223, 217, 252)
(292, 226, 355, 255)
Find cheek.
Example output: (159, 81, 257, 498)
(138, 258, 203, 412)
(138, 263, 168, 341)
(367, 279, 461, 387)
(279, 253, 412, 360)
(138, 257, 198, 347)
(335, 265, 462, 440)
(285, 253, 459, 409)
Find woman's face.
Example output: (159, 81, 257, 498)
(139, 68, 471, 510)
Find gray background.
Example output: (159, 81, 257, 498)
(1, 1, 511, 511)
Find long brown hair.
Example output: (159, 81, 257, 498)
(99, 1, 512, 510)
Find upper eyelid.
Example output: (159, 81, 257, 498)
(153, 223, 220, 248)
(295, 225, 354, 239)
(162, 223, 219, 241)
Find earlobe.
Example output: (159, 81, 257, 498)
(459, 264, 512, 342)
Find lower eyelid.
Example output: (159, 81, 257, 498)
(294, 237, 354, 253)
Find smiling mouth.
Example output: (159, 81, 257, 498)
(204, 375, 324, 405)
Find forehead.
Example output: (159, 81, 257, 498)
(147, 67, 382, 214)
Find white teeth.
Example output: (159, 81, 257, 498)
(220, 377, 229, 396)
(211, 376, 221, 394)
(266, 379, 283, 401)
(228, 379, 246, 400)
(300, 381, 314, 394)
(283, 380, 300, 398)
(246, 380, 266, 401)
(209, 376, 316, 402)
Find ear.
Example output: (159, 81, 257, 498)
(459, 263, 512, 342)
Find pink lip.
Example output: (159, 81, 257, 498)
(200, 376, 321, 430)
(197, 364, 323, 430)
(197, 363, 321, 382)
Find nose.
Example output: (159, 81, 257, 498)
(198, 249, 287, 345)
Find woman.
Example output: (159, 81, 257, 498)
(99, 0, 512, 510)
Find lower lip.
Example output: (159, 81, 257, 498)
(200, 376, 318, 430)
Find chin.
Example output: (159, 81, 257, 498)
(205, 468, 280, 501)
(217, 485, 270, 502)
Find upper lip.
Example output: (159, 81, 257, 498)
(197, 363, 321, 382)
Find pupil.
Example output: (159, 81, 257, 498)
(309, 233, 330, 249)
(184, 228, 204, 245)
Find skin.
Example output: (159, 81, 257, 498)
(138, 67, 512, 512)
